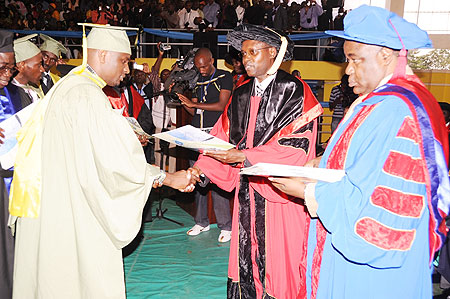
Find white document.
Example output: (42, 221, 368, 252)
(153, 125, 234, 151)
(0, 102, 38, 170)
(240, 163, 345, 183)
(125, 117, 152, 139)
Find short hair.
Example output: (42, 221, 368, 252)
(194, 48, 213, 60)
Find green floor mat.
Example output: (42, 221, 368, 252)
(124, 199, 230, 298)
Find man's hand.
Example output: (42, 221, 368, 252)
(188, 166, 203, 183)
(305, 156, 322, 168)
(162, 169, 197, 192)
(203, 149, 246, 164)
(269, 177, 307, 198)
(177, 93, 196, 108)
(136, 133, 149, 146)
(0, 128, 4, 144)
(156, 42, 164, 57)
(269, 177, 318, 217)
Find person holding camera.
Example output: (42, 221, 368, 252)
(177, 48, 233, 243)
(299, 0, 323, 30)
(91, 3, 113, 25)
(148, 43, 177, 173)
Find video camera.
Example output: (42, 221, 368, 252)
(160, 48, 200, 108)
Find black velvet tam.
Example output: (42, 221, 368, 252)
(227, 24, 294, 62)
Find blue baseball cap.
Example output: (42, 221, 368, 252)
(325, 5, 432, 50)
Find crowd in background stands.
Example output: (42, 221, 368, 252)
(1, 0, 347, 32)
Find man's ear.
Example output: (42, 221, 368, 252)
(379, 47, 395, 65)
(269, 47, 277, 59)
(97, 50, 108, 64)
(15, 61, 25, 72)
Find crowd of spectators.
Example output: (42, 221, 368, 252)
(1, 0, 347, 32)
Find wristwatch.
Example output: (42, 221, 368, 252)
(156, 169, 166, 186)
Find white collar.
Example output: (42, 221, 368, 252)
(254, 72, 277, 95)
(133, 82, 147, 90)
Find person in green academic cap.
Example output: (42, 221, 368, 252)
(38, 34, 67, 95)
(11, 34, 44, 104)
(10, 25, 197, 299)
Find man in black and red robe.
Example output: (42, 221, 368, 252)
(188, 24, 323, 298)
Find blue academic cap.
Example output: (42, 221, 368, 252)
(325, 5, 432, 50)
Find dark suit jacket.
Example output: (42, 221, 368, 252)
(7, 83, 33, 112)
(124, 85, 155, 135)
(124, 85, 155, 164)
(273, 5, 288, 31)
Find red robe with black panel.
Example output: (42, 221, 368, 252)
(195, 70, 323, 299)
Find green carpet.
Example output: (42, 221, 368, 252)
(124, 199, 230, 298)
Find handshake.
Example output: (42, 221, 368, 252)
(153, 166, 204, 193)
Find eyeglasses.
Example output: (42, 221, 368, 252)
(0, 65, 16, 75)
(42, 52, 58, 64)
(240, 46, 272, 58)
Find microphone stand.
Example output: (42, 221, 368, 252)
(152, 92, 183, 226)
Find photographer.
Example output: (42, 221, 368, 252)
(177, 48, 233, 243)
(91, 3, 113, 25)
(149, 43, 177, 173)
(299, 0, 323, 30)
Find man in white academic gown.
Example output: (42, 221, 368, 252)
(10, 25, 195, 299)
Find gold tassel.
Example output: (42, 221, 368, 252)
(75, 24, 88, 74)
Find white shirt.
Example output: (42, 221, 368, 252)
(236, 6, 245, 25)
(152, 83, 176, 129)
(42, 71, 52, 86)
(12, 78, 40, 103)
(132, 83, 149, 108)
(178, 8, 200, 29)
(254, 72, 277, 97)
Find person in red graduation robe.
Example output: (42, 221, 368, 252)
(189, 24, 323, 299)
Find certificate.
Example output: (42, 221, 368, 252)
(153, 125, 234, 152)
(240, 162, 345, 183)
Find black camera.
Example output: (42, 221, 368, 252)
(159, 49, 200, 108)
(307, 18, 312, 23)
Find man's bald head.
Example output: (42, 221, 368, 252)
(87, 48, 130, 87)
(195, 48, 213, 61)
(194, 48, 215, 77)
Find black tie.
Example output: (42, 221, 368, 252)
(41, 73, 53, 95)
(255, 85, 264, 97)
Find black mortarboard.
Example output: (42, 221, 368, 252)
(227, 24, 294, 60)
(0, 30, 14, 53)
(227, 24, 294, 75)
